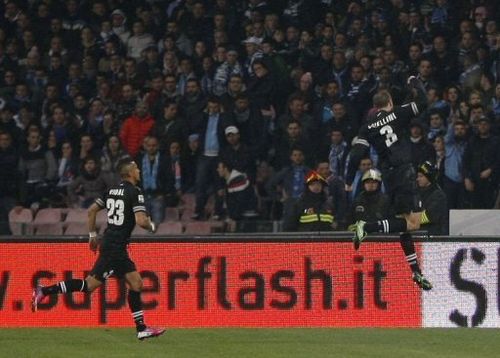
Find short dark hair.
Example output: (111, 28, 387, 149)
(218, 160, 233, 172)
(118, 159, 136, 179)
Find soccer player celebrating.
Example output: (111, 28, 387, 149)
(32, 160, 166, 340)
(346, 76, 432, 290)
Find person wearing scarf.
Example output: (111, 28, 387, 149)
(137, 136, 173, 224)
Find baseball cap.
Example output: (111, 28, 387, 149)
(243, 36, 262, 45)
(225, 126, 239, 135)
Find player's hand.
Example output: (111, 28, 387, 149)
(344, 184, 353, 192)
(88, 232, 99, 253)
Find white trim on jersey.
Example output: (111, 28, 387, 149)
(410, 102, 419, 115)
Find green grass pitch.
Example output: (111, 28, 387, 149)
(0, 328, 499, 358)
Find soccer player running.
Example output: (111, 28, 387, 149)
(346, 76, 432, 290)
(32, 160, 166, 340)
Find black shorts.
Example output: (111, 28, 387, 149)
(90, 249, 137, 281)
(382, 164, 422, 215)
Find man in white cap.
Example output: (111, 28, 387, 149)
(243, 36, 263, 77)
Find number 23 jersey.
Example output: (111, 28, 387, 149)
(356, 102, 420, 168)
(95, 181, 146, 248)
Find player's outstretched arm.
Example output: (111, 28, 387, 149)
(88, 203, 103, 252)
(135, 211, 156, 233)
(407, 75, 428, 112)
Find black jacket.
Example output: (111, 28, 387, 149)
(347, 190, 391, 225)
(224, 170, 258, 220)
(419, 183, 449, 235)
(284, 189, 335, 232)
(136, 152, 174, 197)
(195, 112, 233, 155)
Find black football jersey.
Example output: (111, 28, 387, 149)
(95, 181, 146, 247)
(354, 101, 420, 168)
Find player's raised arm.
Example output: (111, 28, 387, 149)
(394, 76, 429, 122)
(408, 76, 428, 111)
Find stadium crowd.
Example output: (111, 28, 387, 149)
(0, 0, 499, 234)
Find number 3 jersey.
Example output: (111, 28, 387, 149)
(354, 102, 420, 169)
(95, 181, 146, 249)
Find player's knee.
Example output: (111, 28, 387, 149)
(84, 276, 101, 292)
(129, 278, 143, 291)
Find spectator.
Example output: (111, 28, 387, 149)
(53, 140, 78, 206)
(327, 102, 357, 146)
(219, 74, 246, 112)
(182, 133, 201, 193)
(277, 94, 316, 144)
(179, 79, 207, 132)
(150, 101, 188, 152)
(127, 20, 154, 61)
(342, 62, 375, 121)
(67, 156, 108, 208)
(427, 111, 446, 141)
(136, 136, 173, 225)
(347, 169, 390, 226)
(138, 45, 161, 81)
(231, 93, 270, 159)
(192, 96, 232, 220)
(18, 128, 57, 208)
(213, 48, 243, 96)
(0, 105, 23, 148)
(283, 170, 335, 232)
(77, 134, 101, 166)
(409, 120, 436, 170)
(267, 147, 311, 222)
(119, 101, 155, 158)
(417, 161, 449, 235)
(100, 135, 130, 185)
(272, 120, 312, 170)
(164, 140, 186, 206)
(220, 125, 256, 181)
(246, 59, 276, 111)
(0, 131, 20, 234)
(327, 127, 349, 180)
(177, 57, 197, 96)
(316, 160, 347, 229)
(216, 160, 258, 230)
(242, 36, 263, 78)
(347, 156, 374, 202)
(463, 117, 499, 208)
(443, 118, 468, 209)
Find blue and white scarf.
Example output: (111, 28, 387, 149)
(142, 154, 159, 191)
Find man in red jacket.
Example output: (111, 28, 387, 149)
(120, 101, 155, 158)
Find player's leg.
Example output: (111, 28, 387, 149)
(32, 275, 102, 312)
(351, 166, 415, 248)
(31, 253, 111, 312)
(124, 271, 146, 332)
(398, 193, 432, 290)
(124, 270, 165, 340)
